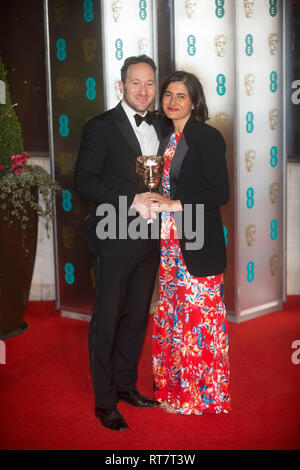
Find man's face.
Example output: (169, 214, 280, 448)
(119, 62, 156, 114)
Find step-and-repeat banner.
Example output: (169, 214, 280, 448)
(235, 0, 284, 320)
(45, 0, 158, 319)
(173, 0, 236, 314)
(45, 0, 285, 322)
(173, 0, 284, 321)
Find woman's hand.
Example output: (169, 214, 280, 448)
(148, 193, 183, 213)
(132, 192, 159, 219)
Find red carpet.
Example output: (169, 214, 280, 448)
(0, 297, 300, 450)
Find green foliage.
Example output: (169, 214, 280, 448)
(0, 55, 24, 169)
(0, 163, 62, 233)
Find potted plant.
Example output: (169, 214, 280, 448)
(0, 55, 61, 339)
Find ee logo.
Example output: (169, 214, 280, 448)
(247, 261, 255, 283)
(187, 35, 196, 56)
(270, 146, 278, 167)
(139, 0, 147, 20)
(270, 71, 278, 93)
(269, 0, 278, 17)
(270, 219, 278, 240)
(83, 0, 94, 22)
(64, 262, 75, 285)
(86, 77, 96, 100)
(216, 74, 226, 96)
(246, 187, 254, 209)
(62, 189, 72, 212)
(115, 38, 123, 61)
(215, 0, 225, 18)
(56, 38, 66, 61)
(245, 34, 254, 56)
(246, 111, 254, 133)
(59, 114, 69, 137)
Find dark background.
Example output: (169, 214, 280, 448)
(1, 0, 298, 159)
(0, 0, 48, 152)
(0, 0, 176, 154)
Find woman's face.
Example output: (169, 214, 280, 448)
(162, 81, 193, 130)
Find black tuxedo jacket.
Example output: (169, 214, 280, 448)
(159, 118, 229, 277)
(74, 102, 162, 256)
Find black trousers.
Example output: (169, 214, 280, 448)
(89, 240, 159, 409)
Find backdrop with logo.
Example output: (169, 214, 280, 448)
(44, 0, 159, 320)
(45, 0, 105, 319)
(45, 0, 285, 322)
(173, 0, 285, 321)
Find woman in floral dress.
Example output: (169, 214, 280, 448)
(150, 71, 231, 415)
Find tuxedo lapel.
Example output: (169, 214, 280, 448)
(152, 113, 162, 142)
(158, 132, 189, 198)
(112, 102, 142, 156)
(157, 135, 169, 157)
(169, 134, 189, 198)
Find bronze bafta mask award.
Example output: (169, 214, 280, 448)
(136, 155, 164, 222)
(136, 155, 164, 192)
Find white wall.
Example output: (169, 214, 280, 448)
(287, 162, 300, 294)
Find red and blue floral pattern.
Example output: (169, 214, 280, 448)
(152, 132, 231, 415)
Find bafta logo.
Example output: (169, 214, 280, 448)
(185, 0, 198, 18)
(245, 150, 256, 172)
(269, 182, 279, 204)
(243, 0, 255, 18)
(114, 79, 123, 101)
(215, 112, 229, 133)
(83, 38, 97, 62)
(58, 152, 73, 175)
(215, 34, 227, 57)
(54, 0, 67, 23)
(269, 108, 279, 130)
(268, 33, 279, 55)
(246, 224, 256, 247)
(56, 77, 73, 100)
(112, 0, 122, 22)
(62, 226, 75, 249)
(138, 38, 148, 55)
(244, 73, 255, 96)
(215, 112, 229, 127)
(269, 254, 279, 276)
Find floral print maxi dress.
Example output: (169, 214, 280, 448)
(152, 132, 231, 415)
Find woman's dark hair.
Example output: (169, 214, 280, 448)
(159, 71, 209, 123)
(120, 55, 157, 83)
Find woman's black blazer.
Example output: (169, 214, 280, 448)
(159, 118, 229, 277)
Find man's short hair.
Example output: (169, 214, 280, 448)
(120, 55, 157, 83)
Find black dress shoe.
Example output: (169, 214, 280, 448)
(95, 406, 129, 431)
(117, 389, 159, 408)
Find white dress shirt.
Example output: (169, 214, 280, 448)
(121, 100, 159, 156)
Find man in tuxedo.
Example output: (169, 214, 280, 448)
(74, 55, 161, 431)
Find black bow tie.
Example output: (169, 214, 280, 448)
(134, 112, 153, 127)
